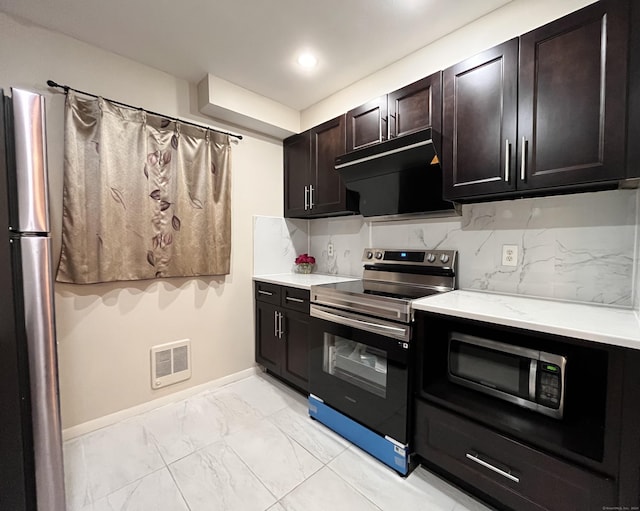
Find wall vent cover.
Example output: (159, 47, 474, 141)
(150, 339, 191, 389)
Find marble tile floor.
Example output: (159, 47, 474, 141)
(64, 372, 494, 511)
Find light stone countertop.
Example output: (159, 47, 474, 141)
(253, 273, 359, 290)
(412, 290, 640, 351)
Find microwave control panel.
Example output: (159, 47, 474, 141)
(536, 363, 562, 409)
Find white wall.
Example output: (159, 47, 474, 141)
(0, 12, 283, 428)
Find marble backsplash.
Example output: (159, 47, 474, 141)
(253, 189, 639, 307)
(253, 216, 309, 275)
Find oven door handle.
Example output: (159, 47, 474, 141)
(311, 305, 409, 342)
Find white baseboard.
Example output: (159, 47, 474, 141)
(62, 367, 258, 441)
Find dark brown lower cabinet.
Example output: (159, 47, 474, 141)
(415, 401, 615, 511)
(254, 282, 310, 392)
(413, 311, 640, 511)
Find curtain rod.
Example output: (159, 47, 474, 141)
(46, 80, 243, 140)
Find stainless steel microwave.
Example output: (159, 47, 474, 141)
(448, 332, 567, 419)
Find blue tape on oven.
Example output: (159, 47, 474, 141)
(308, 395, 409, 475)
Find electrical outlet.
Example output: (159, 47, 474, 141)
(327, 242, 334, 257)
(502, 245, 518, 267)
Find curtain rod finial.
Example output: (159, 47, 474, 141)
(47, 80, 70, 94)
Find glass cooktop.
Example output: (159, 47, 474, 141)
(315, 279, 445, 302)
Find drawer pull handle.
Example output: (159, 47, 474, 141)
(465, 453, 520, 483)
(285, 296, 305, 303)
(258, 290, 274, 296)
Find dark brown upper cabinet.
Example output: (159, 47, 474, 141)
(283, 130, 311, 218)
(284, 114, 357, 218)
(442, 40, 518, 200)
(346, 96, 388, 152)
(444, 0, 630, 201)
(518, 0, 628, 191)
(346, 72, 442, 153)
(388, 72, 442, 143)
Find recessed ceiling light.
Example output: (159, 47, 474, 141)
(297, 52, 318, 69)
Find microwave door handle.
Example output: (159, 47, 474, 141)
(529, 360, 538, 401)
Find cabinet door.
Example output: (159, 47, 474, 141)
(388, 72, 442, 141)
(255, 301, 281, 374)
(283, 131, 311, 218)
(442, 39, 518, 200)
(346, 96, 388, 152)
(281, 309, 310, 392)
(518, 0, 628, 190)
(309, 115, 349, 216)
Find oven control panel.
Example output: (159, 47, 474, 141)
(363, 248, 457, 269)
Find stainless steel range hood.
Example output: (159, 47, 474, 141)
(335, 128, 456, 219)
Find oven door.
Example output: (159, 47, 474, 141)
(309, 305, 411, 444)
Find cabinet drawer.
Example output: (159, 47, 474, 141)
(414, 400, 615, 511)
(281, 286, 310, 313)
(254, 282, 281, 304)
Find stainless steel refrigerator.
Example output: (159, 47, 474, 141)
(0, 88, 66, 510)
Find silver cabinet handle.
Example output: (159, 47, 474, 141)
(504, 139, 510, 182)
(285, 296, 305, 303)
(258, 290, 273, 296)
(465, 453, 520, 483)
(274, 310, 279, 338)
(304, 186, 309, 210)
(521, 136, 527, 181)
(309, 185, 315, 209)
(278, 312, 284, 339)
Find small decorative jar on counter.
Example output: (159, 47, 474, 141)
(295, 253, 316, 274)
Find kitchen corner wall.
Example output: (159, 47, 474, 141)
(0, 12, 284, 428)
(309, 189, 638, 307)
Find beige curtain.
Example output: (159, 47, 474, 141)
(56, 92, 232, 284)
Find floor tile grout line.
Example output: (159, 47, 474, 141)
(220, 396, 330, 507)
(164, 460, 194, 511)
(265, 411, 338, 468)
(223, 436, 282, 505)
(81, 466, 171, 510)
(143, 423, 194, 510)
(325, 454, 393, 511)
(73, 441, 166, 506)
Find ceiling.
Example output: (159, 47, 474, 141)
(0, 0, 513, 111)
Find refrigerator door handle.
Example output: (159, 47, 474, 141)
(11, 88, 49, 233)
(19, 236, 66, 510)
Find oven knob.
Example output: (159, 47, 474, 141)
(366, 251, 373, 259)
(426, 253, 436, 263)
(375, 251, 383, 260)
(440, 254, 450, 264)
